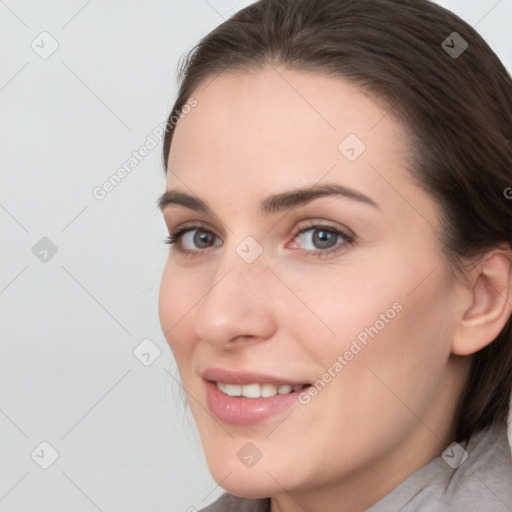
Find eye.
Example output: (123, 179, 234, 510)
(291, 224, 353, 256)
(164, 222, 354, 258)
(165, 225, 221, 254)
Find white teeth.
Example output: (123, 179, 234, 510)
(261, 384, 278, 397)
(216, 382, 305, 398)
(224, 384, 241, 396)
(241, 383, 261, 398)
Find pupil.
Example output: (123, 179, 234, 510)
(314, 230, 336, 249)
(195, 230, 212, 248)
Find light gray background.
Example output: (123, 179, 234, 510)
(1, 1, 511, 511)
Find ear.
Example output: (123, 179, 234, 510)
(452, 249, 512, 356)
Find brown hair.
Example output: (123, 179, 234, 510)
(161, 0, 512, 442)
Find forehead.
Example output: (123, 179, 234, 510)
(170, 65, 403, 158)
(166, 66, 424, 218)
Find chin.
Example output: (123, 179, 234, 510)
(212, 471, 281, 500)
(205, 452, 291, 499)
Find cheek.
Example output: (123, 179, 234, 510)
(322, 265, 453, 421)
(285, 266, 454, 473)
(158, 262, 200, 362)
(289, 249, 453, 394)
(275, 256, 406, 363)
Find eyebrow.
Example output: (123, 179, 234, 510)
(157, 182, 380, 215)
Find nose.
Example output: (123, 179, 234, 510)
(193, 251, 277, 349)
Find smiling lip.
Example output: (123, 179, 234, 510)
(202, 368, 309, 386)
(202, 368, 311, 426)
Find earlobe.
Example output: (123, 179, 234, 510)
(452, 249, 512, 356)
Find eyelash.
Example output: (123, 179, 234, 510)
(164, 222, 354, 259)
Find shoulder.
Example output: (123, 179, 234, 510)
(444, 420, 512, 507)
(435, 420, 512, 510)
(199, 493, 270, 512)
(370, 420, 512, 511)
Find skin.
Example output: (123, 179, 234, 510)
(158, 66, 508, 512)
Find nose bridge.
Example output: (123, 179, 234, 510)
(213, 233, 271, 299)
(193, 238, 276, 346)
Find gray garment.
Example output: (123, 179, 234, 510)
(201, 420, 512, 511)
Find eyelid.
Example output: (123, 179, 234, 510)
(166, 219, 220, 238)
(292, 218, 355, 239)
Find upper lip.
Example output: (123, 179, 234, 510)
(202, 367, 310, 386)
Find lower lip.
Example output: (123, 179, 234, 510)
(205, 381, 307, 425)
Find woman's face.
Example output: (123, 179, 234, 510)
(159, 67, 469, 507)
